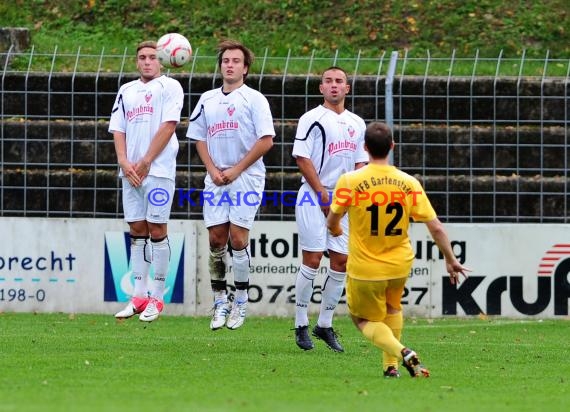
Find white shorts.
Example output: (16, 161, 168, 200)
(295, 183, 349, 254)
(202, 173, 265, 230)
(122, 176, 175, 224)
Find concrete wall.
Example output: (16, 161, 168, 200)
(1, 72, 567, 122)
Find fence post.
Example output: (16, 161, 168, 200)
(385, 50, 398, 165)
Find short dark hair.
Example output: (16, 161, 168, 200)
(321, 66, 348, 83)
(365, 122, 393, 158)
(136, 41, 156, 54)
(217, 39, 254, 80)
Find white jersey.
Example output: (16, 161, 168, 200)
(186, 84, 275, 177)
(108, 75, 183, 181)
(292, 105, 368, 189)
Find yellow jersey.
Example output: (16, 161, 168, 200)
(330, 163, 437, 280)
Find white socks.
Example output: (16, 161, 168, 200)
(317, 269, 346, 328)
(150, 236, 170, 300)
(294, 264, 318, 327)
(232, 247, 250, 304)
(130, 236, 150, 298)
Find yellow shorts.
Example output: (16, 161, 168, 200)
(346, 276, 407, 322)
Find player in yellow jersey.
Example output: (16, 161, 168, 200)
(327, 121, 470, 378)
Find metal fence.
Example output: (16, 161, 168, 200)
(1, 48, 569, 222)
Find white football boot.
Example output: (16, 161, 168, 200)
(226, 301, 247, 330)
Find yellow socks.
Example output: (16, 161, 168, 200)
(382, 311, 403, 370)
(361, 320, 404, 359)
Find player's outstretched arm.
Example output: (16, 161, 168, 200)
(425, 218, 471, 285)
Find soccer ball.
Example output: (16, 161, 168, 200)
(156, 33, 192, 68)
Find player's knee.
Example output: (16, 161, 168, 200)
(229, 235, 248, 251)
(208, 225, 230, 249)
(209, 238, 228, 249)
(329, 252, 347, 271)
(128, 221, 148, 237)
(148, 224, 167, 240)
(302, 253, 323, 269)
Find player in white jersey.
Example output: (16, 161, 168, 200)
(109, 40, 184, 322)
(186, 39, 275, 330)
(292, 66, 368, 352)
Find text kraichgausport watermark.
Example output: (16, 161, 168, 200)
(147, 188, 422, 207)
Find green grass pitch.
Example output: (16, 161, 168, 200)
(1, 313, 568, 411)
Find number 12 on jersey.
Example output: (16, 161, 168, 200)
(366, 203, 404, 236)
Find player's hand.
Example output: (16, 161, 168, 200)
(446, 261, 471, 285)
(220, 167, 240, 185)
(210, 168, 227, 186)
(328, 225, 343, 237)
(134, 159, 151, 182)
(121, 162, 142, 187)
(319, 190, 331, 216)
